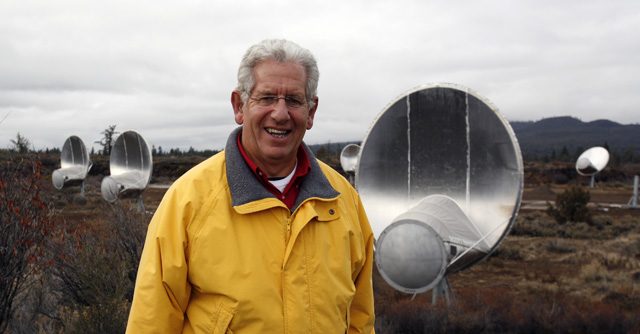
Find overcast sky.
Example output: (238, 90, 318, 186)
(1, 0, 638, 151)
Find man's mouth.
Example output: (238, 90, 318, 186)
(266, 128, 291, 138)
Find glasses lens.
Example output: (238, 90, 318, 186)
(285, 96, 304, 108)
(252, 95, 306, 108)
(259, 96, 278, 106)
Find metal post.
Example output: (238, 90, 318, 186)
(431, 278, 452, 306)
(137, 195, 146, 213)
(631, 175, 638, 208)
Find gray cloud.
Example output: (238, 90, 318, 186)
(1, 0, 638, 151)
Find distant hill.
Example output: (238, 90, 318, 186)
(510, 116, 640, 159)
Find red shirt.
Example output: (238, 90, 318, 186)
(236, 133, 310, 210)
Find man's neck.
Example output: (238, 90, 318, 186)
(237, 134, 298, 178)
(253, 155, 297, 179)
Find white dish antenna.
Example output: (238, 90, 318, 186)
(576, 146, 609, 188)
(100, 130, 153, 206)
(340, 144, 360, 173)
(356, 83, 523, 295)
(576, 146, 609, 176)
(52, 135, 92, 195)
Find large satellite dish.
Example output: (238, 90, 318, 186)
(576, 146, 609, 187)
(356, 83, 523, 296)
(52, 135, 92, 195)
(100, 130, 153, 207)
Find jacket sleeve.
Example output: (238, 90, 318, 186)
(126, 186, 192, 333)
(348, 194, 376, 334)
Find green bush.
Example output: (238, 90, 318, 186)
(546, 186, 591, 224)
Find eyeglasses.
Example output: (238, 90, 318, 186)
(250, 95, 307, 109)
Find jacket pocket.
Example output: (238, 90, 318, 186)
(210, 301, 235, 334)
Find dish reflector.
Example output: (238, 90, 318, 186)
(376, 219, 447, 294)
(576, 146, 609, 176)
(340, 144, 360, 173)
(100, 130, 153, 203)
(52, 135, 91, 190)
(357, 84, 523, 290)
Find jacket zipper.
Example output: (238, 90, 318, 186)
(282, 214, 292, 334)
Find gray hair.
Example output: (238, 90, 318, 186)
(236, 39, 319, 109)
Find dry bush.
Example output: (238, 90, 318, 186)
(0, 156, 53, 333)
(511, 211, 558, 237)
(545, 239, 576, 254)
(47, 201, 148, 333)
(547, 186, 592, 224)
(65, 300, 130, 334)
(580, 260, 612, 284)
(515, 211, 638, 240)
(600, 252, 639, 271)
(488, 243, 523, 261)
(375, 286, 640, 333)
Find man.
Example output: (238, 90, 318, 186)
(126, 39, 375, 333)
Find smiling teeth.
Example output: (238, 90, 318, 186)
(267, 128, 288, 136)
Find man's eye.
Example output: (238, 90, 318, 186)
(285, 96, 304, 106)
(260, 96, 278, 104)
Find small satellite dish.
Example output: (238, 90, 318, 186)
(576, 146, 609, 176)
(576, 146, 609, 188)
(357, 83, 523, 296)
(52, 135, 92, 195)
(340, 144, 360, 173)
(100, 130, 153, 207)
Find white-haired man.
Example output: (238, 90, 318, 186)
(127, 39, 375, 333)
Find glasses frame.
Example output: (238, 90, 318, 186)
(249, 94, 308, 109)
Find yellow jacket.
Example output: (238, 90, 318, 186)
(126, 128, 375, 333)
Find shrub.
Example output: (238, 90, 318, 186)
(580, 260, 611, 284)
(547, 186, 591, 224)
(0, 155, 53, 332)
(49, 201, 148, 332)
(490, 246, 524, 260)
(546, 240, 576, 254)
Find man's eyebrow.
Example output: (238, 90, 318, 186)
(254, 88, 305, 95)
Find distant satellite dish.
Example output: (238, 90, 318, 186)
(340, 144, 360, 173)
(356, 83, 523, 295)
(100, 130, 153, 207)
(576, 146, 609, 176)
(52, 135, 92, 195)
(576, 146, 609, 188)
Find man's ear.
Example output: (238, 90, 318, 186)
(306, 96, 318, 130)
(231, 91, 245, 125)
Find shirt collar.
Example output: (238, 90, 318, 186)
(236, 130, 311, 190)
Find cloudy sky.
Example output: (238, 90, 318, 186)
(1, 0, 638, 151)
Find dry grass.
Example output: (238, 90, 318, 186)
(6, 159, 640, 333)
(374, 207, 640, 333)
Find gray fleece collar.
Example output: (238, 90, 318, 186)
(225, 127, 340, 211)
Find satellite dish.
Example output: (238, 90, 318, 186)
(52, 135, 92, 195)
(340, 144, 360, 173)
(100, 130, 153, 207)
(576, 146, 609, 176)
(356, 83, 523, 296)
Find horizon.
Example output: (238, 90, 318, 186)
(4, 114, 640, 153)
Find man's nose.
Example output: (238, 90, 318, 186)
(270, 99, 291, 122)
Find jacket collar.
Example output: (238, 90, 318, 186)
(225, 127, 340, 211)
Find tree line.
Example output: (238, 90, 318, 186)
(4, 128, 640, 164)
